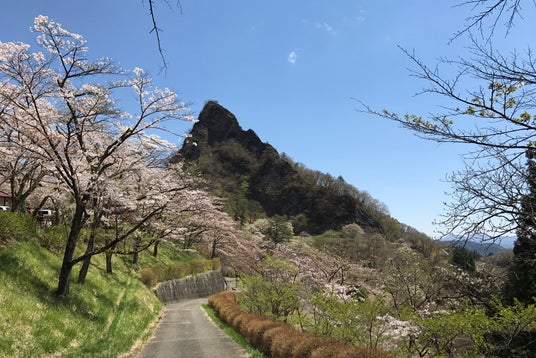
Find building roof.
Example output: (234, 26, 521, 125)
(0, 191, 11, 198)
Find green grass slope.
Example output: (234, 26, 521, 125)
(0, 240, 163, 357)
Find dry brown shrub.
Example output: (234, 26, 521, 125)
(236, 312, 256, 335)
(247, 319, 284, 347)
(260, 325, 288, 355)
(242, 317, 269, 344)
(140, 268, 158, 287)
(333, 346, 391, 358)
(212, 300, 230, 317)
(271, 328, 306, 358)
(310, 342, 348, 358)
(220, 306, 242, 326)
(290, 336, 334, 358)
(208, 292, 233, 314)
(229, 310, 249, 330)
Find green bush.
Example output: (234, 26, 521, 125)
(39, 225, 69, 253)
(0, 212, 38, 245)
(212, 257, 221, 270)
(239, 255, 301, 320)
(190, 260, 205, 274)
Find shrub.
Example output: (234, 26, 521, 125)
(239, 255, 301, 320)
(39, 225, 68, 253)
(190, 260, 205, 274)
(290, 336, 333, 358)
(0, 212, 38, 245)
(207, 292, 390, 358)
(140, 268, 159, 287)
(271, 328, 305, 358)
(260, 325, 287, 356)
(211, 257, 221, 270)
(247, 319, 284, 347)
(334, 346, 391, 358)
(310, 343, 347, 358)
(288, 335, 320, 358)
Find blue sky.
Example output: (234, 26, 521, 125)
(2, 1, 534, 238)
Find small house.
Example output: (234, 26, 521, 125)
(0, 191, 12, 207)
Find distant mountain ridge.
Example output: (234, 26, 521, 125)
(442, 240, 507, 256)
(177, 101, 387, 235)
(440, 233, 516, 255)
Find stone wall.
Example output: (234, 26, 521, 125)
(154, 270, 226, 303)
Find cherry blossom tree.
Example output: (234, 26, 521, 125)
(0, 136, 48, 212)
(0, 16, 193, 296)
(153, 186, 239, 259)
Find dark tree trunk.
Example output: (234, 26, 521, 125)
(78, 210, 101, 283)
(210, 240, 217, 259)
(106, 250, 113, 274)
(77, 235, 94, 284)
(152, 240, 159, 257)
(132, 234, 141, 264)
(56, 202, 86, 297)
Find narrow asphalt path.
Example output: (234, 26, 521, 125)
(138, 298, 248, 358)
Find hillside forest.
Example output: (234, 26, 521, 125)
(0, 8, 536, 358)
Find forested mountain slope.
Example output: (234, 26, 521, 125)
(176, 101, 395, 236)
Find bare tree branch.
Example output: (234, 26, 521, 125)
(147, 0, 183, 71)
(452, 0, 529, 42)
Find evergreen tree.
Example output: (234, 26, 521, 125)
(506, 149, 536, 305)
(451, 246, 477, 273)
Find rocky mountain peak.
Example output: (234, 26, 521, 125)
(181, 101, 269, 161)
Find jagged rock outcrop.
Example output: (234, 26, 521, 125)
(181, 101, 273, 161)
(177, 100, 383, 235)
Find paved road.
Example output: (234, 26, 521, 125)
(138, 298, 248, 358)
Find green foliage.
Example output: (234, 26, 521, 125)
(0, 212, 38, 246)
(312, 229, 390, 268)
(239, 256, 301, 320)
(483, 299, 536, 357)
(311, 230, 345, 253)
(40, 225, 70, 254)
(266, 215, 293, 243)
(402, 305, 488, 358)
(450, 246, 478, 272)
(382, 249, 450, 311)
(506, 150, 536, 305)
(0, 241, 162, 357)
(397, 299, 536, 358)
(341, 223, 365, 239)
(308, 293, 393, 349)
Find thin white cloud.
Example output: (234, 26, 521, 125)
(316, 22, 334, 34)
(288, 50, 297, 65)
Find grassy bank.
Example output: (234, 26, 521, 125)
(0, 240, 163, 357)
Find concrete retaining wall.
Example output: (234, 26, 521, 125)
(154, 270, 226, 303)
